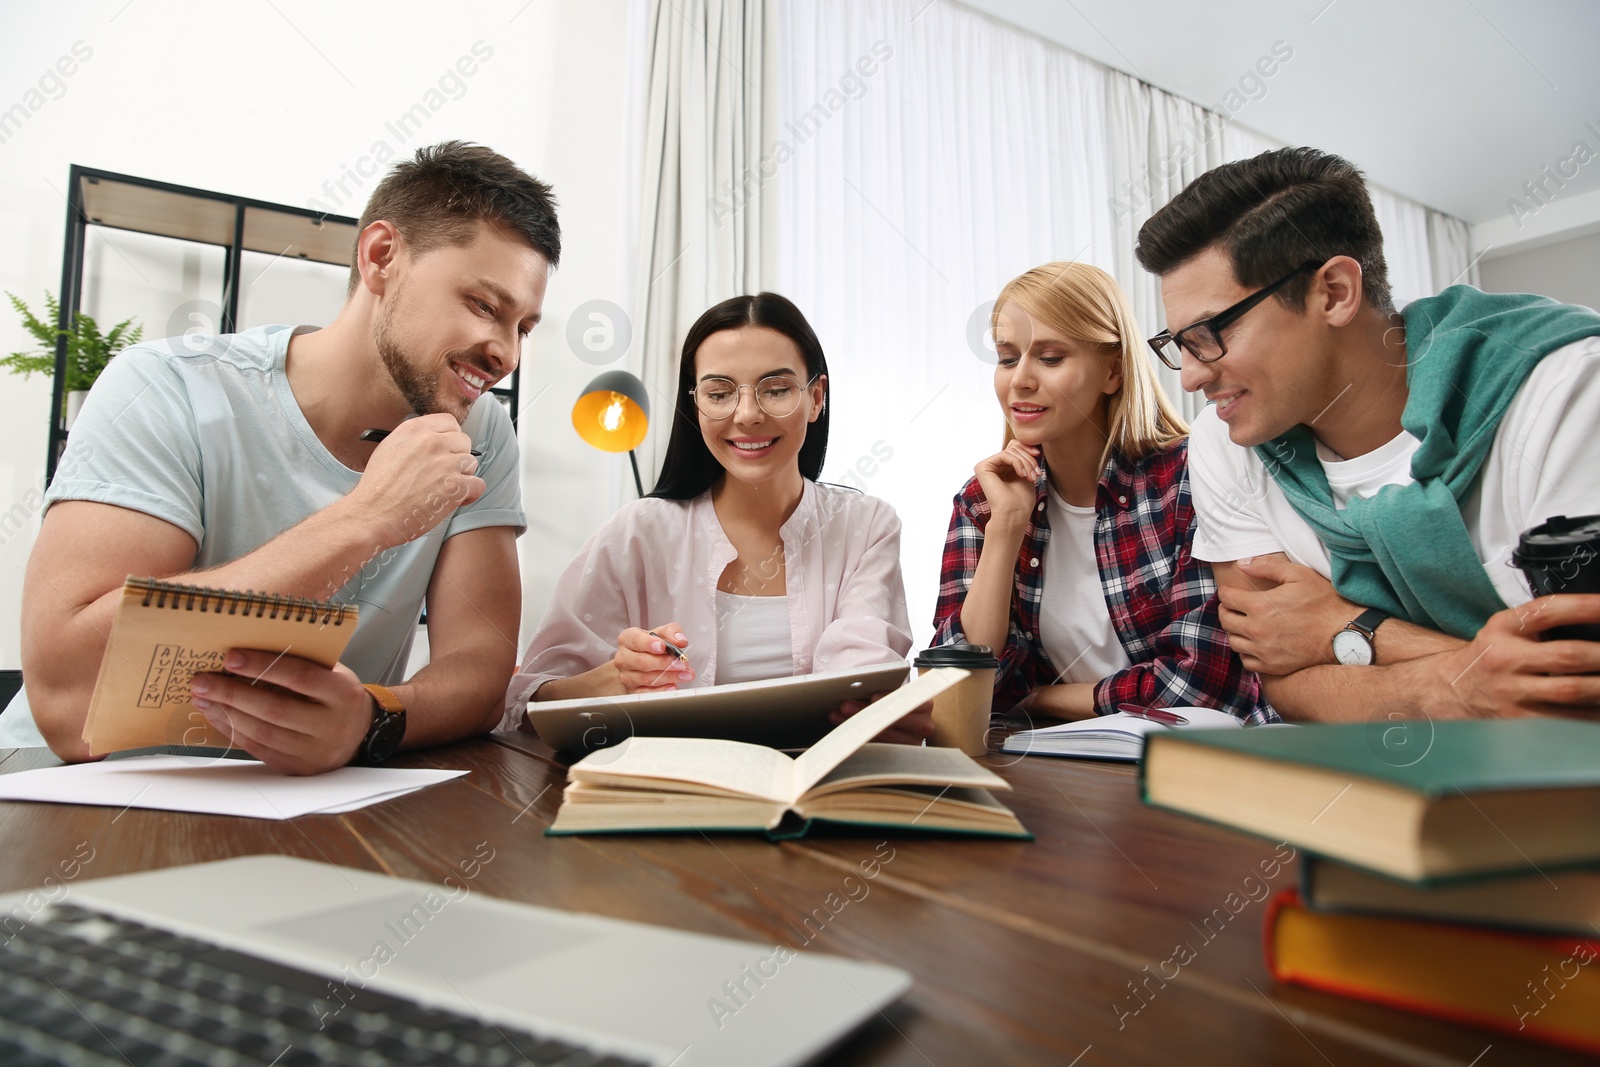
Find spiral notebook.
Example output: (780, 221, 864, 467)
(82, 578, 359, 756)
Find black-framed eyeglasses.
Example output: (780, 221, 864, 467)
(689, 374, 820, 420)
(1146, 261, 1321, 370)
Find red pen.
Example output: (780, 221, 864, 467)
(1118, 703, 1189, 727)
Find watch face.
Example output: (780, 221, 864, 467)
(365, 713, 406, 763)
(1332, 629, 1373, 666)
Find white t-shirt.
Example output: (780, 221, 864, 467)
(1037, 487, 1133, 685)
(1187, 337, 1600, 610)
(714, 592, 795, 685)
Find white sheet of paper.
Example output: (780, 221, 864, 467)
(0, 755, 466, 819)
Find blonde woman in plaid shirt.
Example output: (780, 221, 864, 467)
(933, 263, 1269, 723)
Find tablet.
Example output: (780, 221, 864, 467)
(523, 662, 915, 754)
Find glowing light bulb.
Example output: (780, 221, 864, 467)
(600, 393, 626, 433)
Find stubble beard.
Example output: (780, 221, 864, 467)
(374, 298, 456, 420)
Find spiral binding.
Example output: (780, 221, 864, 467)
(128, 577, 355, 626)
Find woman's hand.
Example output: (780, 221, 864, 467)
(973, 440, 1042, 529)
(829, 691, 936, 745)
(613, 624, 695, 692)
(1018, 682, 1097, 721)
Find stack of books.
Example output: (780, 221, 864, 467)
(1139, 719, 1600, 1055)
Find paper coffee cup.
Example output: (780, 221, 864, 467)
(913, 644, 999, 757)
(1512, 514, 1600, 642)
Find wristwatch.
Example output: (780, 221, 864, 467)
(1331, 608, 1390, 666)
(354, 684, 408, 765)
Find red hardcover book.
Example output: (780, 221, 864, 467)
(1265, 890, 1600, 1056)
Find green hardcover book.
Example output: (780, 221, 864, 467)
(1302, 855, 1600, 937)
(1140, 720, 1600, 883)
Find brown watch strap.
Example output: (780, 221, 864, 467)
(362, 684, 406, 715)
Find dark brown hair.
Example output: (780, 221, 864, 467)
(1135, 146, 1393, 314)
(347, 141, 560, 294)
(649, 293, 830, 501)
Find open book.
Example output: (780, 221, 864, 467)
(548, 668, 1030, 840)
(999, 706, 1249, 762)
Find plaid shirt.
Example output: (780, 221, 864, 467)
(932, 440, 1272, 723)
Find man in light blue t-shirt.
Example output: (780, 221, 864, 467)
(9, 142, 558, 774)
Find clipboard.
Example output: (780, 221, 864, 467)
(522, 662, 914, 754)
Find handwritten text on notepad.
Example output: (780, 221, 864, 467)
(138, 644, 226, 709)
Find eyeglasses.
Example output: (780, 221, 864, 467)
(689, 374, 819, 420)
(1146, 261, 1321, 370)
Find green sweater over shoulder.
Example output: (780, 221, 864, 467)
(1255, 285, 1600, 638)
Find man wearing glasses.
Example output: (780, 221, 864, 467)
(1134, 146, 1600, 721)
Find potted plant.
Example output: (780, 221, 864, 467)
(3, 292, 143, 429)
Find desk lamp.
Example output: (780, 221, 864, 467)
(572, 370, 650, 496)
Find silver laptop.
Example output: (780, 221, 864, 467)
(0, 855, 909, 1066)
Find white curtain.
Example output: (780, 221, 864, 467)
(628, 0, 777, 484)
(777, 0, 1114, 648)
(1222, 120, 1280, 165)
(1371, 186, 1434, 308)
(1104, 70, 1230, 420)
(1427, 209, 1479, 291)
(766, 0, 1481, 645)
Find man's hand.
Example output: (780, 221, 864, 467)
(973, 441, 1042, 529)
(613, 624, 695, 693)
(828, 691, 935, 745)
(1424, 595, 1600, 719)
(1216, 554, 1362, 676)
(346, 414, 485, 543)
(190, 649, 371, 775)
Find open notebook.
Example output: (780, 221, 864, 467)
(1000, 706, 1249, 762)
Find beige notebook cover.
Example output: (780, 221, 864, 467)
(83, 578, 359, 756)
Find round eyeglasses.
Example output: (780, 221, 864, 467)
(689, 374, 819, 420)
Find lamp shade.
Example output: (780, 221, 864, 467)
(572, 370, 650, 453)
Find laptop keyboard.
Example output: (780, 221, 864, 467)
(0, 902, 651, 1067)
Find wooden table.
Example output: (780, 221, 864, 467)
(0, 736, 1586, 1067)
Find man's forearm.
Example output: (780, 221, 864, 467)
(392, 646, 515, 747)
(1371, 618, 1466, 663)
(82, 500, 387, 638)
(1262, 653, 1462, 722)
(24, 498, 396, 756)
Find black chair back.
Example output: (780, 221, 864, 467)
(0, 670, 22, 708)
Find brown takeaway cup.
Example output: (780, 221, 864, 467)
(913, 644, 999, 757)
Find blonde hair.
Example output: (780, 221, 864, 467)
(994, 261, 1187, 469)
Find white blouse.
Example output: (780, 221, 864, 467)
(503, 480, 913, 727)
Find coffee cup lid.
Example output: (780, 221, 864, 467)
(1513, 514, 1600, 564)
(914, 643, 999, 669)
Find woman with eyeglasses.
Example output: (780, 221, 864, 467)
(933, 262, 1270, 722)
(506, 293, 922, 739)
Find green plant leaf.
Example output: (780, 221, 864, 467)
(4, 291, 143, 391)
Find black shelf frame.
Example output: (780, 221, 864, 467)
(46, 165, 522, 482)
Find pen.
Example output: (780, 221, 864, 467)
(648, 630, 692, 669)
(1118, 703, 1189, 727)
(359, 428, 482, 458)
